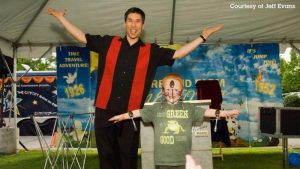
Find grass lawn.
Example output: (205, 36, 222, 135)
(213, 147, 300, 169)
(1, 147, 300, 169)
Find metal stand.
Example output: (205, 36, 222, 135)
(283, 138, 289, 169)
(33, 113, 94, 169)
(19, 140, 29, 151)
(260, 107, 300, 169)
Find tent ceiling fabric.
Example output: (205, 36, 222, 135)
(1, 0, 300, 57)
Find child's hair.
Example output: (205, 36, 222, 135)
(161, 73, 184, 89)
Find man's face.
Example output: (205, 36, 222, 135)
(124, 13, 144, 41)
(162, 78, 183, 104)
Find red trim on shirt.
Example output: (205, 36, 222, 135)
(95, 36, 121, 109)
(128, 43, 151, 111)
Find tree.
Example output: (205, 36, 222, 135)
(280, 49, 300, 93)
(17, 56, 56, 71)
(283, 95, 300, 107)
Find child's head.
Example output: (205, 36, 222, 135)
(161, 73, 184, 104)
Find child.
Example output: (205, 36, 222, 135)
(109, 73, 239, 169)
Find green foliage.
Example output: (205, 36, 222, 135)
(17, 57, 56, 71)
(283, 95, 300, 107)
(280, 49, 300, 93)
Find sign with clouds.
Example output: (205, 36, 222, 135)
(56, 46, 91, 128)
(149, 43, 282, 147)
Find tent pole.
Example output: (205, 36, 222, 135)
(289, 41, 300, 54)
(169, 0, 176, 45)
(17, 42, 81, 48)
(12, 44, 18, 152)
(0, 36, 12, 44)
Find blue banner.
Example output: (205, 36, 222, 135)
(2, 71, 57, 117)
(56, 46, 91, 128)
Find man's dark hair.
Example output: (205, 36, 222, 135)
(124, 7, 145, 23)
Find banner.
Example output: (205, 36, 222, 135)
(81, 43, 282, 147)
(56, 46, 91, 128)
(2, 71, 57, 117)
(148, 43, 282, 147)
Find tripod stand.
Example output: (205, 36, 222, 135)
(33, 113, 94, 169)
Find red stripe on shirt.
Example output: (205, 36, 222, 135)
(95, 36, 121, 109)
(128, 43, 151, 111)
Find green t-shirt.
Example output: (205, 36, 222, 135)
(140, 102, 205, 166)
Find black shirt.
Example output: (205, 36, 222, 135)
(86, 34, 175, 112)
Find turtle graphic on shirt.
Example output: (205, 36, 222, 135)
(163, 120, 185, 134)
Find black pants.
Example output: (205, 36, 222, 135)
(95, 108, 140, 169)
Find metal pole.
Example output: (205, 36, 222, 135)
(282, 138, 289, 169)
(289, 42, 300, 54)
(169, 0, 176, 45)
(13, 45, 18, 153)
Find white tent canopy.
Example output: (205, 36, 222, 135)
(1, 0, 299, 152)
(1, 0, 300, 57)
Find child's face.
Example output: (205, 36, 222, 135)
(162, 78, 183, 104)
